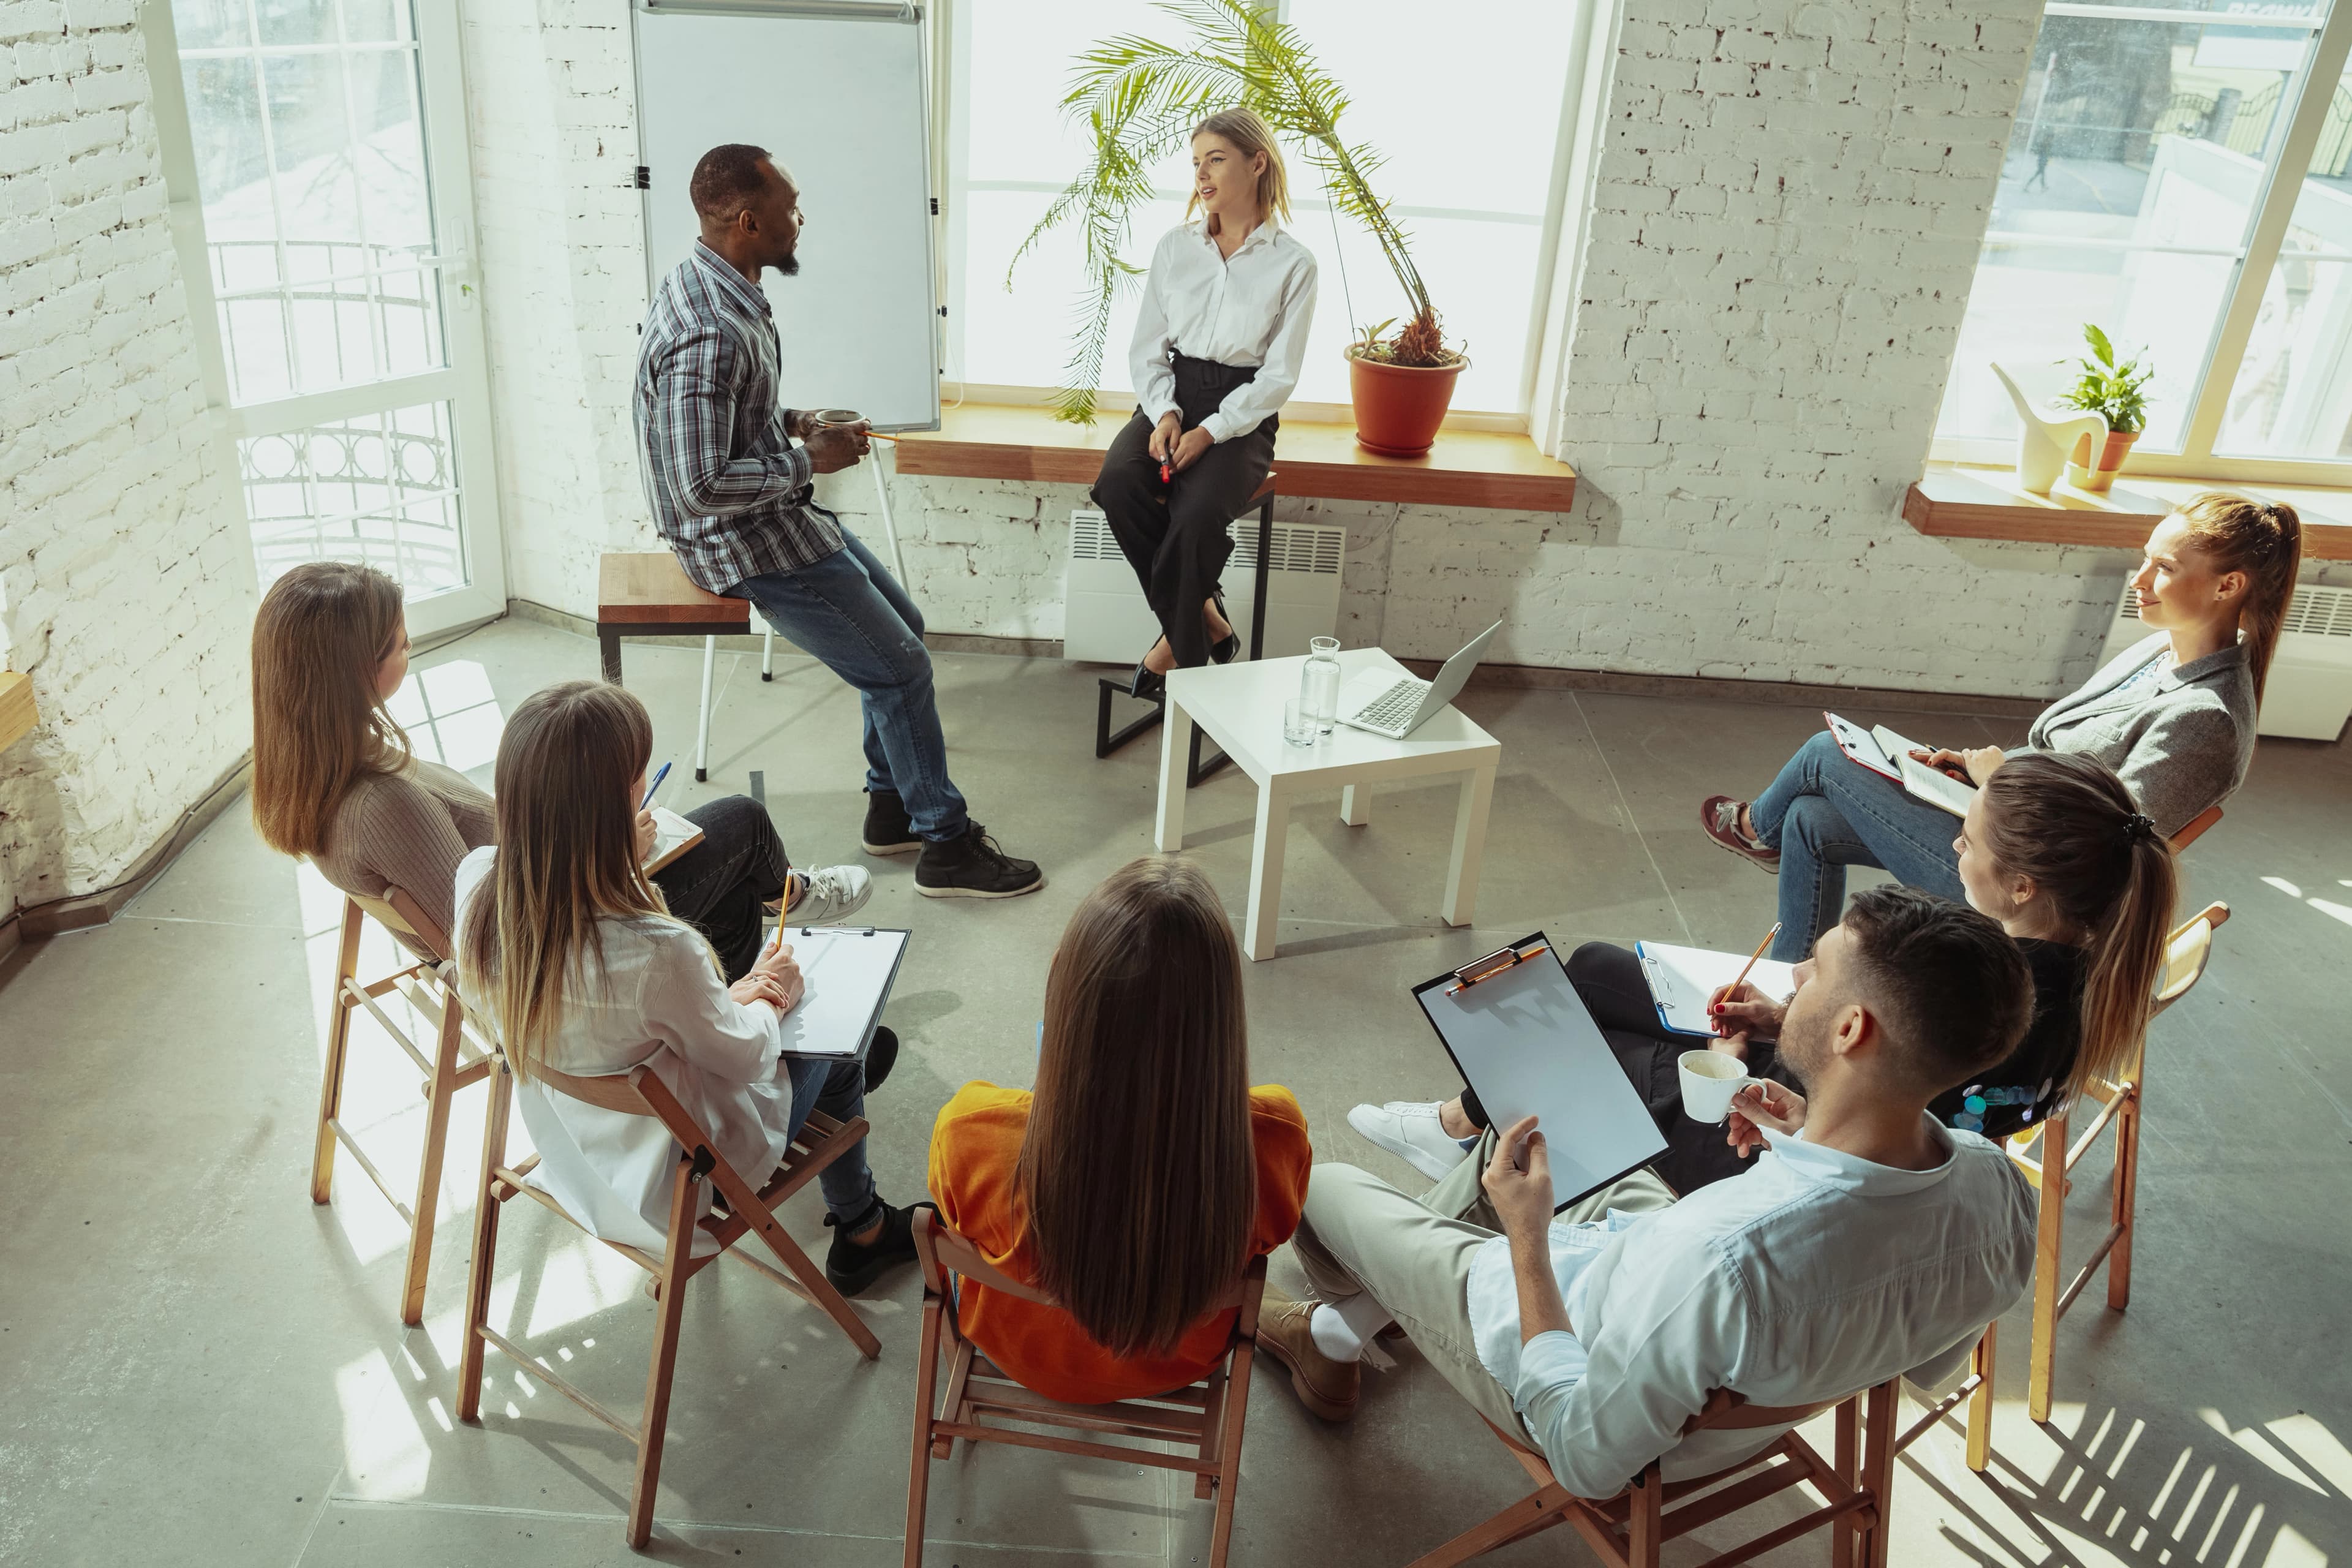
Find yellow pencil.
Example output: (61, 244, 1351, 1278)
(1724, 921, 1781, 999)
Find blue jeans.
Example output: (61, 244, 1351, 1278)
(785, 1053, 878, 1225)
(733, 525, 970, 842)
(1749, 731, 1967, 962)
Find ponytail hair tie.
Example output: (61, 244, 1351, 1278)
(2121, 812, 2157, 843)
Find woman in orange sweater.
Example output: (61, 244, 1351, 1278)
(927, 855, 1311, 1404)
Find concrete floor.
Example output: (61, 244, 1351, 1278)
(2, 616, 2346, 1568)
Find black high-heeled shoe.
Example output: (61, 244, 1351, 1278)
(1209, 588, 1239, 665)
(1131, 640, 1167, 702)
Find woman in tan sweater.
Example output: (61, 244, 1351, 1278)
(249, 562, 868, 970)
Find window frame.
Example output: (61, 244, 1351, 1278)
(928, 0, 1593, 445)
(1931, 0, 2352, 485)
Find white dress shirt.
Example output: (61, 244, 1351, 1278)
(1466, 1120, 2035, 1499)
(1129, 219, 1318, 443)
(453, 848, 799, 1256)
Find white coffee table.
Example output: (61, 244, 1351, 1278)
(1156, 648, 1502, 960)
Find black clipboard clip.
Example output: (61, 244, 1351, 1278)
(1445, 937, 1552, 997)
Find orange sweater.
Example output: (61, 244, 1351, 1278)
(926, 1080, 1313, 1406)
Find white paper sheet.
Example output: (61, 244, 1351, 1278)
(1634, 941, 1801, 1038)
(772, 925, 908, 1060)
(1414, 944, 1667, 1206)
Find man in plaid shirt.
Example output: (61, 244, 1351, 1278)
(635, 145, 1042, 900)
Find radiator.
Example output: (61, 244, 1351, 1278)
(2097, 581, 2352, 742)
(1062, 508, 1345, 665)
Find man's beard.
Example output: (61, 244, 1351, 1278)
(772, 250, 800, 277)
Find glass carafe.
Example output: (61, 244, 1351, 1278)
(1300, 636, 1342, 735)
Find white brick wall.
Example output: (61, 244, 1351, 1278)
(458, 0, 2340, 706)
(0, 0, 252, 921)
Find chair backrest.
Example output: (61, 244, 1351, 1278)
(2169, 805, 2223, 851)
(349, 886, 451, 964)
(912, 1207, 1253, 1317)
(2153, 900, 2230, 1012)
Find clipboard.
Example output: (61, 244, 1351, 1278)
(772, 922, 910, 1061)
(1634, 940, 1799, 1038)
(1822, 712, 1974, 818)
(1411, 932, 1668, 1210)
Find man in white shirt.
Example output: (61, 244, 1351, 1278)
(1259, 886, 2040, 1501)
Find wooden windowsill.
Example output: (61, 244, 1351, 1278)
(892, 402, 1577, 512)
(1904, 463, 2352, 560)
(0, 670, 34, 753)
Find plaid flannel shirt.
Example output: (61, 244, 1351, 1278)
(633, 241, 843, 593)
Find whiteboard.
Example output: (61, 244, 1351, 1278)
(633, 0, 940, 430)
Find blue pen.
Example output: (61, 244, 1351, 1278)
(641, 760, 673, 810)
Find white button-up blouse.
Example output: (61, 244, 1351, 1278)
(1128, 219, 1319, 443)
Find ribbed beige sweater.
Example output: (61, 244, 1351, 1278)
(314, 760, 495, 949)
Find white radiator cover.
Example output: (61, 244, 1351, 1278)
(1062, 508, 1345, 664)
(2096, 582, 2352, 742)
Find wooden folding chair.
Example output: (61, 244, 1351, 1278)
(457, 1051, 883, 1548)
(905, 1208, 1266, 1568)
(1405, 1379, 1901, 1568)
(310, 889, 492, 1325)
(2001, 899, 2228, 1424)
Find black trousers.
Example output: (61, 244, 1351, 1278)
(1457, 941, 1801, 1196)
(650, 794, 791, 982)
(1090, 356, 1278, 669)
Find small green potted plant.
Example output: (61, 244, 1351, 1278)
(2057, 324, 2153, 492)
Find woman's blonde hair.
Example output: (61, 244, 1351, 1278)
(2173, 491, 2302, 703)
(250, 562, 410, 858)
(1980, 752, 2177, 1107)
(458, 680, 669, 1082)
(1186, 107, 1291, 227)
(1016, 856, 1256, 1358)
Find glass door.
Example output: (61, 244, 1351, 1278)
(153, 0, 503, 633)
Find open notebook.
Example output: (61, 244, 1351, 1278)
(641, 806, 704, 876)
(1823, 712, 1975, 818)
(1635, 941, 1800, 1038)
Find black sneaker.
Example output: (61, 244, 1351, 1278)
(914, 823, 1044, 900)
(823, 1198, 929, 1294)
(861, 789, 921, 856)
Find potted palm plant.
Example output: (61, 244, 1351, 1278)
(2057, 324, 2154, 492)
(1010, 0, 1466, 455)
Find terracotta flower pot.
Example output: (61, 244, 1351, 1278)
(2066, 429, 2139, 494)
(1348, 347, 1468, 457)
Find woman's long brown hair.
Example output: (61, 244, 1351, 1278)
(457, 680, 669, 1081)
(2174, 491, 2302, 703)
(1980, 752, 2177, 1102)
(249, 562, 409, 856)
(1016, 856, 1256, 1357)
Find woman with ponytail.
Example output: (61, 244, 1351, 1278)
(1349, 753, 2177, 1193)
(1700, 492, 2297, 961)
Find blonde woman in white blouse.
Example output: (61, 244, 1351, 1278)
(453, 680, 923, 1294)
(1091, 107, 1318, 699)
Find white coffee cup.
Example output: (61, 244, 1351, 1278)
(1678, 1049, 1750, 1124)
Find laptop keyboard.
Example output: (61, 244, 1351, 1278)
(1352, 677, 1423, 730)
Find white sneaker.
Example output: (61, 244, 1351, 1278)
(1347, 1101, 1475, 1182)
(786, 864, 873, 925)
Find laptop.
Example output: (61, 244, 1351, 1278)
(1336, 620, 1503, 739)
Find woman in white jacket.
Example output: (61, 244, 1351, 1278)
(454, 680, 919, 1293)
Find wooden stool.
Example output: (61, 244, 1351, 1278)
(595, 553, 777, 782)
(1096, 471, 1278, 787)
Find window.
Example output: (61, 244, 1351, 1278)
(943, 0, 1582, 421)
(1934, 0, 2352, 476)
(147, 0, 507, 635)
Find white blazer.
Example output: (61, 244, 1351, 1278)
(453, 848, 796, 1256)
